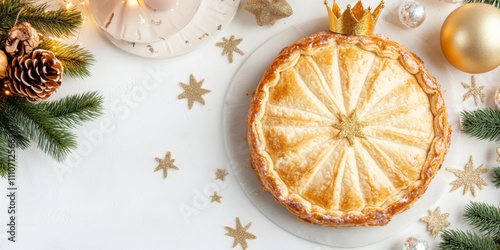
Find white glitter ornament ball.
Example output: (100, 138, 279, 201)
(495, 88, 500, 109)
(399, 0, 426, 28)
(444, 0, 463, 3)
(402, 236, 429, 250)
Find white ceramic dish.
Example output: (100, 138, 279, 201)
(98, 0, 240, 58)
(89, 0, 201, 44)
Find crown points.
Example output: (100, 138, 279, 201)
(324, 0, 384, 36)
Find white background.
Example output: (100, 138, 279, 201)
(1, 0, 499, 249)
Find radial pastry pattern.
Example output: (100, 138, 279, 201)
(247, 31, 451, 227)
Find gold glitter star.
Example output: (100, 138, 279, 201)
(215, 168, 228, 181)
(178, 74, 211, 110)
(420, 206, 451, 238)
(446, 156, 488, 197)
(216, 35, 245, 63)
(210, 192, 222, 203)
(154, 152, 179, 179)
(333, 110, 368, 146)
(225, 217, 257, 250)
(497, 147, 500, 162)
(244, 0, 293, 26)
(462, 75, 486, 106)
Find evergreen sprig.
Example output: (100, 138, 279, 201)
(465, 202, 500, 237)
(440, 230, 498, 250)
(41, 91, 104, 128)
(461, 109, 500, 142)
(0, 0, 32, 36)
(0, 1, 91, 79)
(440, 201, 500, 249)
(40, 39, 95, 79)
(5, 96, 77, 162)
(19, 5, 81, 38)
(468, 0, 500, 9)
(0, 0, 82, 44)
(0, 0, 104, 177)
(0, 131, 12, 177)
(0, 91, 104, 174)
(494, 167, 500, 188)
(0, 107, 30, 149)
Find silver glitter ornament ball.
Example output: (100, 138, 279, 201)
(402, 236, 429, 250)
(399, 0, 426, 28)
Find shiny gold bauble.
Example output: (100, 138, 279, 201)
(0, 50, 7, 79)
(440, 3, 500, 74)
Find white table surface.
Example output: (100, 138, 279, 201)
(1, 0, 499, 249)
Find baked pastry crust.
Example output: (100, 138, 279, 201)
(247, 31, 451, 227)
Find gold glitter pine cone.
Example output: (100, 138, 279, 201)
(5, 22, 40, 57)
(7, 49, 63, 102)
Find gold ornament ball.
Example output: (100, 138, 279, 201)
(0, 50, 7, 78)
(440, 3, 500, 74)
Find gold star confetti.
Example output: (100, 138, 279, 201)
(333, 110, 367, 146)
(225, 217, 257, 250)
(446, 156, 488, 197)
(420, 207, 451, 238)
(154, 152, 179, 179)
(216, 168, 229, 181)
(462, 75, 486, 106)
(178, 74, 211, 110)
(210, 192, 222, 203)
(216, 35, 245, 63)
(496, 147, 500, 162)
(244, 0, 293, 26)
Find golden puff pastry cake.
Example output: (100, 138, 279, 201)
(247, 31, 451, 227)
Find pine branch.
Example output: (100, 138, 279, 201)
(461, 109, 500, 141)
(439, 230, 498, 250)
(18, 4, 82, 38)
(494, 167, 500, 188)
(0, 108, 30, 149)
(464, 202, 500, 237)
(39, 39, 95, 79)
(0, 1, 81, 36)
(0, 1, 102, 177)
(0, 132, 11, 178)
(41, 91, 104, 128)
(0, 0, 35, 29)
(5, 96, 77, 162)
(468, 0, 500, 8)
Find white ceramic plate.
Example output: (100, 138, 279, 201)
(99, 0, 241, 58)
(89, 0, 201, 44)
(223, 17, 461, 247)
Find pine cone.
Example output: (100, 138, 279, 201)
(5, 22, 40, 57)
(7, 49, 63, 102)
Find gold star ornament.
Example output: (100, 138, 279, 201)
(215, 168, 228, 181)
(225, 217, 257, 250)
(496, 147, 500, 162)
(446, 155, 488, 197)
(216, 35, 245, 63)
(420, 206, 451, 238)
(333, 111, 368, 146)
(462, 75, 486, 106)
(154, 152, 179, 179)
(244, 0, 293, 26)
(210, 192, 222, 203)
(178, 74, 211, 110)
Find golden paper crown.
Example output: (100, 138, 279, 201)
(325, 0, 384, 36)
